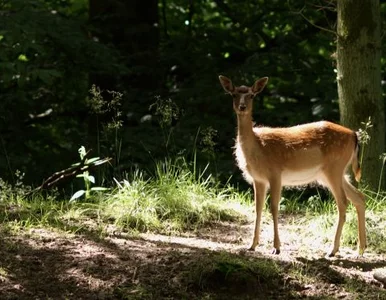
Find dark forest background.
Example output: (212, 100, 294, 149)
(0, 0, 385, 191)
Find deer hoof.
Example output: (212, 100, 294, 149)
(358, 247, 365, 257)
(327, 249, 339, 258)
(271, 248, 280, 255)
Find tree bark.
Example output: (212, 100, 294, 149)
(336, 0, 384, 191)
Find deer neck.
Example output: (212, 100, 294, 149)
(236, 113, 255, 150)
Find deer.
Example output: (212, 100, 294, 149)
(219, 75, 366, 257)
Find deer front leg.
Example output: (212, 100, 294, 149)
(269, 178, 282, 255)
(249, 181, 267, 251)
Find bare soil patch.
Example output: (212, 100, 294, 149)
(0, 215, 385, 299)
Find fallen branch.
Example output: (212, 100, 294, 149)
(29, 151, 111, 194)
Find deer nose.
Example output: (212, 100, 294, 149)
(239, 104, 246, 111)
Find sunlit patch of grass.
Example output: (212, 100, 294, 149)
(0, 192, 64, 232)
(103, 159, 249, 234)
(333, 189, 386, 253)
(361, 189, 386, 253)
(0, 180, 105, 236)
(366, 213, 386, 253)
(0, 158, 250, 236)
(277, 185, 386, 254)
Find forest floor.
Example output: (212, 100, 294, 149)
(0, 211, 385, 300)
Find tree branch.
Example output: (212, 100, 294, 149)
(290, 4, 336, 36)
(28, 151, 112, 195)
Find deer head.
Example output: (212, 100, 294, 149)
(219, 75, 269, 115)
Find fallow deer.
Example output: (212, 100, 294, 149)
(219, 75, 366, 257)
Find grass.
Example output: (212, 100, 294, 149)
(1, 158, 386, 299)
(192, 251, 281, 286)
(0, 158, 250, 237)
(187, 251, 282, 298)
(102, 158, 251, 234)
(185, 249, 386, 299)
(0, 157, 386, 254)
(277, 185, 386, 254)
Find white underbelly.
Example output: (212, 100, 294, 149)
(281, 165, 322, 186)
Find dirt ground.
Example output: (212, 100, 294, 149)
(0, 214, 385, 299)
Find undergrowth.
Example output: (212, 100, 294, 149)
(0, 158, 386, 254)
(0, 158, 250, 236)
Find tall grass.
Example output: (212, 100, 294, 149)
(104, 158, 249, 233)
(0, 158, 250, 236)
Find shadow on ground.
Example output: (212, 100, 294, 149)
(0, 221, 385, 299)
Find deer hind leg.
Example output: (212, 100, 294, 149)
(343, 178, 366, 255)
(323, 173, 349, 257)
(249, 181, 267, 251)
(269, 178, 282, 255)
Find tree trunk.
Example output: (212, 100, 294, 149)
(336, 0, 384, 191)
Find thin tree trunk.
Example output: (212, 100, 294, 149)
(336, 0, 384, 191)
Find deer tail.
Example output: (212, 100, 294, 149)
(352, 132, 361, 182)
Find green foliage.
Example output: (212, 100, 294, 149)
(0, 0, 385, 193)
(87, 85, 124, 175)
(70, 146, 109, 201)
(357, 117, 373, 172)
(356, 117, 386, 192)
(150, 96, 180, 129)
(0, 0, 124, 184)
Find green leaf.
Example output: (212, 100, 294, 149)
(70, 190, 85, 201)
(88, 175, 95, 184)
(86, 157, 101, 164)
(90, 187, 109, 191)
(78, 146, 86, 159)
(18, 54, 28, 62)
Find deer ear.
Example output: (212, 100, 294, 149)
(219, 75, 234, 93)
(252, 77, 269, 94)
